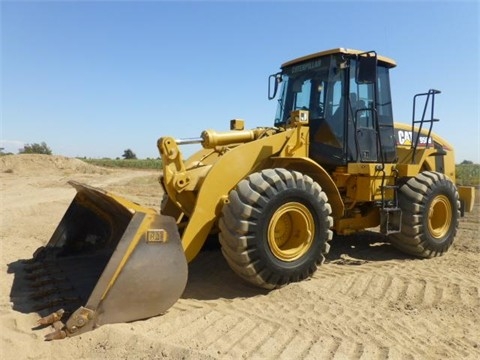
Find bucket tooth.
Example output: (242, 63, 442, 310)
(37, 309, 65, 326)
(45, 329, 66, 341)
(52, 320, 65, 331)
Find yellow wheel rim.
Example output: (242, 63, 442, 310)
(267, 202, 314, 261)
(428, 195, 452, 240)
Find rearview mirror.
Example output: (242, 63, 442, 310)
(268, 72, 282, 100)
(356, 52, 377, 84)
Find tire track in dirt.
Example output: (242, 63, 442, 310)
(144, 245, 479, 359)
(318, 260, 479, 309)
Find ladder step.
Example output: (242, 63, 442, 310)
(380, 208, 402, 235)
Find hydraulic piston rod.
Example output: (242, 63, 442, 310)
(174, 129, 263, 149)
(175, 138, 203, 145)
(201, 129, 262, 148)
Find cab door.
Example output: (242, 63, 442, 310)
(347, 60, 396, 163)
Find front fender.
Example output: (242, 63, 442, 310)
(180, 129, 295, 262)
(271, 156, 344, 219)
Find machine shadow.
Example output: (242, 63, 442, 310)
(6, 247, 265, 315)
(326, 230, 411, 263)
(7, 259, 50, 317)
(181, 246, 269, 301)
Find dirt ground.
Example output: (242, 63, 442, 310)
(1, 154, 479, 360)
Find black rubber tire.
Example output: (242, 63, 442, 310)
(219, 168, 333, 289)
(388, 171, 460, 258)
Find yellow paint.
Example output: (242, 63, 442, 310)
(335, 207, 380, 234)
(267, 202, 314, 261)
(458, 186, 475, 213)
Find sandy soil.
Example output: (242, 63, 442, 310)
(1, 154, 479, 360)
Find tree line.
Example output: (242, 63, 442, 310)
(0, 142, 137, 159)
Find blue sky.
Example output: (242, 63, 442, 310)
(1, 0, 479, 163)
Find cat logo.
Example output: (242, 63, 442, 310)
(396, 129, 431, 146)
(397, 130, 412, 145)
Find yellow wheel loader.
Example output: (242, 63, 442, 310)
(21, 48, 475, 340)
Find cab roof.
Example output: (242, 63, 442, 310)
(281, 48, 397, 69)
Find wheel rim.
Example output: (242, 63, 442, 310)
(428, 194, 452, 240)
(267, 202, 314, 261)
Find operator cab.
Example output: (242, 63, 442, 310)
(270, 48, 397, 168)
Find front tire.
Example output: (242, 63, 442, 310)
(388, 171, 460, 258)
(219, 169, 333, 289)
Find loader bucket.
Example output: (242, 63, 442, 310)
(22, 181, 187, 340)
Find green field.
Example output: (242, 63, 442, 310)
(81, 158, 162, 170)
(456, 164, 480, 186)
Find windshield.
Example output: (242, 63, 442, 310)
(274, 55, 341, 127)
(274, 54, 348, 166)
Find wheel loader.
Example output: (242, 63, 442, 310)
(20, 48, 475, 340)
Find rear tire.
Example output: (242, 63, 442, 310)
(219, 169, 333, 289)
(388, 171, 460, 258)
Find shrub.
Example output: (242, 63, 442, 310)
(19, 142, 52, 155)
(122, 149, 137, 160)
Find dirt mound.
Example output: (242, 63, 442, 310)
(0, 154, 109, 175)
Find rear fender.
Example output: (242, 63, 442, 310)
(458, 186, 475, 214)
